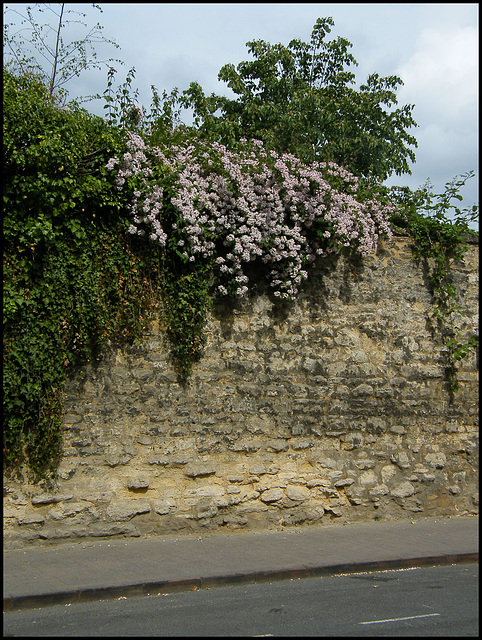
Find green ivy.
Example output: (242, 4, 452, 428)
(3, 70, 161, 479)
(160, 260, 213, 383)
(390, 173, 479, 400)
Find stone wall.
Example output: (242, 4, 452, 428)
(3, 235, 479, 548)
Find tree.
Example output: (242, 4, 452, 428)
(181, 17, 418, 183)
(3, 2, 122, 103)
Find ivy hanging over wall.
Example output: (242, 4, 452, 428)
(3, 71, 162, 479)
(390, 174, 479, 400)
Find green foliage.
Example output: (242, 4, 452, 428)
(390, 172, 479, 399)
(181, 17, 418, 182)
(160, 260, 213, 383)
(3, 70, 160, 479)
(102, 66, 184, 139)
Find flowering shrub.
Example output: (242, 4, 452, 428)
(105, 129, 395, 380)
(107, 133, 394, 301)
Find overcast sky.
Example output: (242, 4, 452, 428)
(4, 3, 479, 228)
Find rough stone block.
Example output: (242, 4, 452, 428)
(358, 470, 379, 487)
(17, 514, 46, 525)
(153, 499, 177, 515)
(285, 485, 311, 502)
(183, 462, 217, 477)
(127, 477, 150, 490)
(390, 481, 416, 498)
(260, 488, 284, 503)
(424, 453, 447, 469)
(31, 493, 74, 505)
(266, 439, 289, 452)
(106, 501, 151, 521)
(334, 477, 355, 488)
(148, 455, 170, 466)
(104, 454, 132, 467)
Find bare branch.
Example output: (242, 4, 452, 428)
(3, 2, 123, 102)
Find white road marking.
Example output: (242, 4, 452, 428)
(359, 613, 440, 625)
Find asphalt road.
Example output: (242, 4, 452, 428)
(3, 563, 478, 637)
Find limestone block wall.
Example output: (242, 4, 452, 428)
(3, 236, 478, 548)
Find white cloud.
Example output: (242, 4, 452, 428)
(396, 25, 478, 123)
(384, 22, 479, 227)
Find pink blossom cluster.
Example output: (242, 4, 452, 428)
(107, 133, 393, 299)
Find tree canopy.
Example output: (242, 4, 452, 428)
(181, 17, 418, 183)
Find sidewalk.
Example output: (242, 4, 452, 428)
(3, 515, 478, 611)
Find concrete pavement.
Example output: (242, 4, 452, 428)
(3, 515, 478, 611)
